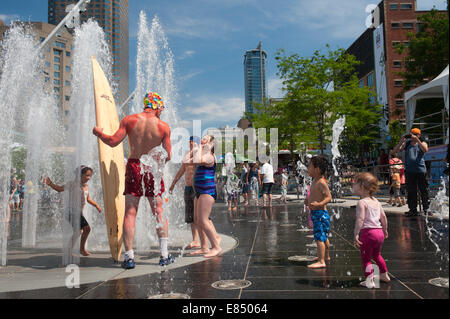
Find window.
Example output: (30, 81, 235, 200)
(53, 49, 61, 56)
(54, 64, 60, 71)
(403, 41, 410, 47)
(54, 79, 60, 85)
(400, 3, 413, 9)
(359, 79, 365, 88)
(65, 80, 70, 86)
(396, 100, 404, 106)
(394, 79, 403, 87)
(65, 96, 70, 101)
(392, 41, 401, 48)
(402, 22, 414, 29)
(391, 23, 400, 29)
(393, 61, 402, 68)
(54, 72, 60, 78)
(389, 3, 398, 10)
(65, 66, 71, 72)
(367, 73, 374, 87)
(54, 87, 60, 93)
(54, 57, 60, 63)
(66, 51, 71, 57)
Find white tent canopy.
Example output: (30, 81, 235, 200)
(404, 65, 449, 139)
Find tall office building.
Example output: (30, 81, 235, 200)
(48, 0, 129, 104)
(244, 42, 267, 115)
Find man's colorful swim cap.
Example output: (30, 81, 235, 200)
(144, 92, 164, 110)
(411, 128, 421, 135)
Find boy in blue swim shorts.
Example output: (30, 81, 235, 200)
(304, 156, 332, 269)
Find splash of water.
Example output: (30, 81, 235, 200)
(425, 178, 449, 254)
(0, 23, 63, 264)
(60, 20, 113, 264)
(133, 11, 188, 254)
(330, 116, 346, 201)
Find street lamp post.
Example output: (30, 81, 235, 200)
(37, 0, 91, 53)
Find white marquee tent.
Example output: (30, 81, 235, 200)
(404, 65, 449, 142)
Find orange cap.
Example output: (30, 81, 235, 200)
(411, 128, 421, 135)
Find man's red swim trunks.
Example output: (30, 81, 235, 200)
(124, 159, 165, 197)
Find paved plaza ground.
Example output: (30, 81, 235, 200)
(0, 195, 448, 300)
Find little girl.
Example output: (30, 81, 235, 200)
(44, 166, 102, 257)
(353, 172, 390, 288)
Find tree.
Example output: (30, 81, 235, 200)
(396, 6, 449, 91)
(249, 45, 381, 158)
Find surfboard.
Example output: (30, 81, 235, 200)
(91, 56, 125, 262)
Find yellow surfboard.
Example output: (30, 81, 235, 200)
(91, 56, 125, 262)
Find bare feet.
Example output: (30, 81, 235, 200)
(185, 242, 201, 250)
(80, 250, 91, 256)
(313, 257, 331, 261)
(307, 262, 326, 269)
(380, 272, 391, 283)
(189, 248, 209, 256)
(204, 247, 222, 258)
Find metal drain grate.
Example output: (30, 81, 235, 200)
(288, 256, 317, 262)
(212, 279, 252, 290)
(148, 293, 191, 299)
(428, 278, 449, 288)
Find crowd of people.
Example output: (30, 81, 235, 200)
(5, 85, 447, 289)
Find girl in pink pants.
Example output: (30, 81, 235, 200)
(353, 172, 391, 288)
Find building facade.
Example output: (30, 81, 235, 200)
(0, 22, 74, 128)
(244, 42, 267, 115)
(347, 0, 447, 124)
(48, 0, 129, 104)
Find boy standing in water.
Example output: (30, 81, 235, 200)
(304, 156, 332, 269)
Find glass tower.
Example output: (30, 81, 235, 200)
(48, 0, 129, 105)
(244, 42, 267, 114)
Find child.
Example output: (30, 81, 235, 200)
(44, 166, 102, 257)
(304, 156, 332, 269)
(226, 172, 239, 213)
(353, 172, 390, 288)
(276, 168, 289, 204)
(391, 165, 402, 207)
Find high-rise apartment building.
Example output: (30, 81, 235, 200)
(0, 22, 74, 128)
(48, 0, 129, 104)
(244, 42, 267, 115)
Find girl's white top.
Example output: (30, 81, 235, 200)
(357, 197, 382, 229)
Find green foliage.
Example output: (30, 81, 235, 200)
(11, 147, 26, 180)
(249, 45, 381, 158)
(396, 7, 449, 91)
(387, 120, 405, 150)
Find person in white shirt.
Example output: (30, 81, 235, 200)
(260, 160, 275, 207)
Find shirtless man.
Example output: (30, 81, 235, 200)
(169, 136, 201, 249)
(304, 156, 332, 269)
(93, 92, 173, 269)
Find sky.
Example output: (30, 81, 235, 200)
(0, 0, 447, 131)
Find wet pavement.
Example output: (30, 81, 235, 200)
(0, 198, 448, 299)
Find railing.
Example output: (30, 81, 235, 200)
(339, 159, 448, 197)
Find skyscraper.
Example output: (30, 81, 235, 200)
(244, 42, 267, 115)
(48, 0, 129, 104)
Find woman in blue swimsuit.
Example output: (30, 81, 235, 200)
(187, 135, 222, 258)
